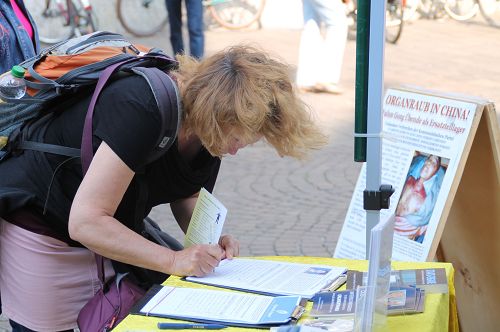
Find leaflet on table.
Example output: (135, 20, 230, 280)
(184, 187, 227, 247)
(299, 318, 355, 332)
(185, 258, 347, 299)
(130, 285, 304, 327)
(346, 268, 448, 294)
(309, 286, 425, 318)
(272, 320, 355, 332)
(334, 87, 478, 261)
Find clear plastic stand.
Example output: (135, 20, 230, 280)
(353, 215, 395, 332)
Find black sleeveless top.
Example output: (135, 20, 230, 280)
(0, 75, 220, 245)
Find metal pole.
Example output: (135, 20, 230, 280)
(354, 0, 370, 162)
(360, 0, 386, 330)
(365, 0, 386, 258)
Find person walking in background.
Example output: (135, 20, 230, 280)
(0, 0, 39, 74)
(165, 0, 204, 58)
(296, 0, 347, 94)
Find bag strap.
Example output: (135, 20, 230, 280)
(83, 56, 179, 284)
(96, 254, 106, 283)
(131, 67, 181, 163)
(81, 55, 179, 174)
(17, 140, 80, 157)
(80, 57, 137, 173)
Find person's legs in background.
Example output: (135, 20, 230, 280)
(296, 0, 322, 91)
(165, 0, 185, 55)
(315, 0, 347, 93)
(296, 0, 347, 94)
(185, 0, 204, 58)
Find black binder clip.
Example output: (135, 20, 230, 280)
(290, 305, 306, 322)
(363, 184, 395, 211)
(290, 298, 308, 323)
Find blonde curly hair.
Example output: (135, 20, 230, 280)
(171, 45, 328, 159)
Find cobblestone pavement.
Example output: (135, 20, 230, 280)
(1, 3, 499, 330)
(148, 17, 500, 258)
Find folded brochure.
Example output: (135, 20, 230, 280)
(130, 285, 306, 328)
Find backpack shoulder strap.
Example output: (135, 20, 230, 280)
(81, 57, 181, 174)
(131, 67, 181, 164)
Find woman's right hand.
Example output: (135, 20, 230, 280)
(171, 244, 224, 277)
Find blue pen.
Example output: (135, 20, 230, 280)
(157, 323, 228, 330)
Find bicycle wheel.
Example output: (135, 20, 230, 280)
(116, 0, 168, 37)
(386, 0, 404, 44)
(24, 0, 74, 44)
(478, 0, 500, 27)
(444, 0, 478, 21)
(208, 0, 266, 30)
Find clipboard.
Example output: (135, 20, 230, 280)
(129, 285, 306, 328)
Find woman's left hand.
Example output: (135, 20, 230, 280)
(218, 234, 240, 259)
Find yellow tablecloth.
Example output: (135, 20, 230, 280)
(114, 256, 457, 332)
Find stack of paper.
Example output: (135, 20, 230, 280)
(185, 258, 347, 299)
(387, 286, 425, 315)
(131, 285, 305, 328)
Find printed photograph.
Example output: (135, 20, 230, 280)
(394, 151, 449, 243)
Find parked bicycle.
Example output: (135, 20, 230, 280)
(117, 0, 266, 37)
(410, 0, 478, 20)
(346, 0, 405, 44)
(404, 0, 500, 27)
(24, 0, 98, 44)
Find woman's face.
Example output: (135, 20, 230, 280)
(420, 155, 440, 180)
(223, 132, 262, 156)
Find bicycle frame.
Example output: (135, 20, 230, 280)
(44, 0, 92, 27)
(345, 0, 404, 43)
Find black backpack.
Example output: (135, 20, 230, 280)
(0, 32, 185, 287)
(0, 31, 181, 170)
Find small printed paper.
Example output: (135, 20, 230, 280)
(137, 285, 302, 326)
(184, 188, 227, 247)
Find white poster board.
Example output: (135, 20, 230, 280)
(334, 86, 479, 262)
